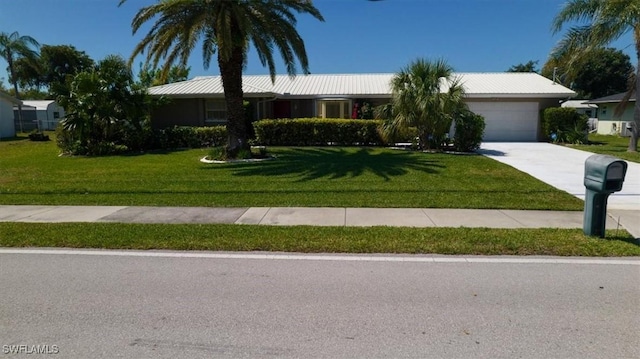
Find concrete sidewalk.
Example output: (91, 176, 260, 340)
(1, 205, 638, 238)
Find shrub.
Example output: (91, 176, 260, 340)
(28, 130, 50, 142)
(542, 107, 588, 144)
(454, 111, 485, 152)
(195, 126, 227, 147)
(253, 118, 384, 146)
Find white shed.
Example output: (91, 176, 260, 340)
(0, 92, 20, 138)
(15, 100, 66, 131)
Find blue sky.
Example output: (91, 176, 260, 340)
(0, 0, 635, 86)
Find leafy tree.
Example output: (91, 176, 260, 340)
(0, 31, 40, 132)
(121, 0, 324, 157)
(10, 44, 94, 99)
(40, 44, 95, 98)
(507, 60, 539, 73)
(58, 55, 150, 155)
(138, 63, 190, 87)
(552, 0, 640, 152)
(5, 87, 49, 100)
(380, 58, 467, 150)
(542, 47, 633, 99)
(12, 56, 45, 90)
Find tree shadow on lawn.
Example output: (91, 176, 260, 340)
(205, 147, 445, 181)
(110, 148, 191, 157)
(0, 136, 30, 143)
(608, 236, 640, 247)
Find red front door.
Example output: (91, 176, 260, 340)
(273, 100, 292, 119)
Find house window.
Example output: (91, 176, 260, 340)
(205, 99, 227, 124)
(317, 100, 351, 119)
(53, 112, 60, 119)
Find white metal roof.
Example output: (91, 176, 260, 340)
(149, 72, 576, 99)
(20, 100, 57, 110)
(561, 100, 598, 109)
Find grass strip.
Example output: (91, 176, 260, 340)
(1, 223, 638, 256)
(570, 134, 640, 163)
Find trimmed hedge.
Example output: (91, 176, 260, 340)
(253, 118, 384, 146)
(542, 107, 588, 144)
(57, 124, 227, 155)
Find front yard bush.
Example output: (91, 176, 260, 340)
(57, 123, 228, 155)
(253, 118, 384, 146)
(454, 111, 486, 152)
(542, 107, 588, 144)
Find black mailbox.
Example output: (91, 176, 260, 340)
(583, 155, 628, 237)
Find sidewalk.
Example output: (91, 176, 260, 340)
(1, 205, 638, 238)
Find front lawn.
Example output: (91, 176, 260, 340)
(570, 134, 640, 163)
(0, 134, 583, 210)
(1, 223, 637, 256)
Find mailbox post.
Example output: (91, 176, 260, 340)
(583, 155, 628, 237)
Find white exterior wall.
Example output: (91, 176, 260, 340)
(0, 98, 16, 138)
(596, 103, 634, 136)
(40, 103, 65, 130)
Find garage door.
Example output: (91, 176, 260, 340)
(466, 102, 539, 142)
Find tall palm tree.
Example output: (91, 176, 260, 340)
(381, 58, 466, 150)
(552, 0, 640, 152)
(121, 0, 324, 156)
(0, 31, 40, 132)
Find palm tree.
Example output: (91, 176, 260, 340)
(552, 0, 640, 152)
(381, 58, 466, 150)
(0, 31, 40, 132)
(120, 0, 324, 157)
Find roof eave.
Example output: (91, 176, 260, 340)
(466, 93, 576, 99)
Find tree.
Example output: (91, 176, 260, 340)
(59, 55, 150, 155)
(507, 60, 539, 73)
(12, 56, 45, 90)
(40, 44, 94, 98)
(0, 31, 40, 132)
(380, 58, 467, 150)
(542, 47, 633, 99)
(121, 0, 324, 157)
(552, 0, 640, 152)
(138, 63, 190, 87)
(9, 44, 94, 99)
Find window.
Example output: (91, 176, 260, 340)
(317, 100, 351, 119)
(53, 112, 60, 119)
(205, 100, 227, 124)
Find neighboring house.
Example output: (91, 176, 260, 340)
(588, 92, 635, 136)
(149, 72, 576, 142)
(0, 92, 20, 139)
(13, 100, 66, 131)
(561, 99, 599, 131)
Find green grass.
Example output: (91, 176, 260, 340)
(569, 134, 640, 163)
(0, 222, 637, 256)
(0, 133, 583, 210)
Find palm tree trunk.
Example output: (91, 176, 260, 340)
(631, 65, 640, 152)
(629, 27, 640, 152)
(218, 44, 248, 158)
(8, 57, 24, 133)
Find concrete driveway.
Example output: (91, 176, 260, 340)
(478, 143, 640, 211)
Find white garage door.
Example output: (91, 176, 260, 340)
(467, 102, 539, 142)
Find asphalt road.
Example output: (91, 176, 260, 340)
(1, 250, 638, 359)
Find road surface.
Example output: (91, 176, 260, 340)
(1, 250, 638, 358)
